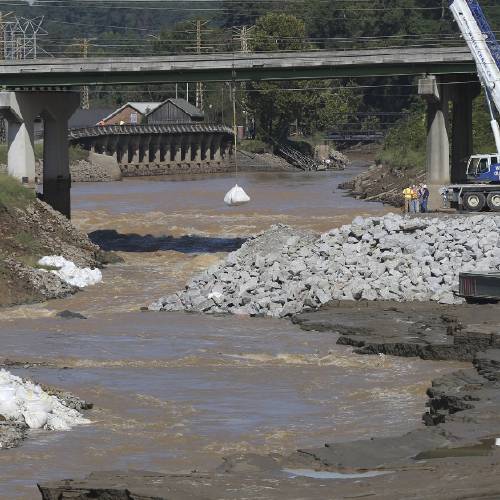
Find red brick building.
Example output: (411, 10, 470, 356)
(101, 102, 162, 125)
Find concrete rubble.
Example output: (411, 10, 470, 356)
(150, 214, 500, 317)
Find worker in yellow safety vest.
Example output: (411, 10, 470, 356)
(403, 186, 412, 213)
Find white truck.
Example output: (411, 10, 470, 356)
(445, 0, 500, 212)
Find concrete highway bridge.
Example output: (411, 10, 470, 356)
(0, 46, 478, 216)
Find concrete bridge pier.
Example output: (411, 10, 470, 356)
(0, 92, 38, 184)
(0, 91, 79, 218)
(419, 75, 480, 208)
(450, 78, 481, 182)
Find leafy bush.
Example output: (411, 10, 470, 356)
(286, 139, 314, 156)
(377, 102, 426, 170)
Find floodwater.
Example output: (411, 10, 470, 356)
(0, 167, 465, 498)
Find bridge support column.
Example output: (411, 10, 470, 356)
(191, 136, 202, 163)
(201, 134, 212, 162)
(0, 92, 38, 184)
(139, 136, 151, 164)
(419, 76, 451, 209)
(128, 136, 140, 164)
(42, 93, 80, 218)
(149, 135, 160, 164)
(181, 135, 190, 163)
(0, 91, 78, 217)
(211, 135, 222, 162)
(450, 78, 481, 183)
(172, 136, 182, 163)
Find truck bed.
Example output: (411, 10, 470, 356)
(459, 272, 500, 302)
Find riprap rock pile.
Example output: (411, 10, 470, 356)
(149, 214, 500, 317)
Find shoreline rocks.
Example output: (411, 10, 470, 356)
(150, 214, 500, 317)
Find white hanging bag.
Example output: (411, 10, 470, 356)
(224, 184, 251, 206)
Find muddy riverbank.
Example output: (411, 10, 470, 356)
(0, 180, 106, 308)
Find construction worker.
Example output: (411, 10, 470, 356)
(420, 184, 430, 213)
(411, 185, 419, 213)
(403, 186, 412, 213)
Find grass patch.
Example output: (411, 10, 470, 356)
(239, 139, 271, 154)
(35, 264, 59, 271)
(0, 144, 88, 165)
(0, 174, 35, 209)
(14, 232, 44, 260)
(69, 145, 89, 163)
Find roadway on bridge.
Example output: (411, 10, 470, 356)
(0, 46, 474, 87)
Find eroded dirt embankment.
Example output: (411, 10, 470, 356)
(339, 163, 425, 208)
(0, 195, 104, 307)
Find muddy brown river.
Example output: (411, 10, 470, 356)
(0, 168, 465, 498)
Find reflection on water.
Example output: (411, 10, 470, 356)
(0, 168, 464, 498)
(283, 469, 393, 480)
(89, 229, 246, 253)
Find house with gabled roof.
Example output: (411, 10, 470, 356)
(101, 102, 163, 125)
(145, 98, 205, 124)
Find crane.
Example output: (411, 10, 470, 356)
(444, 1, 500, 211)
(450, 0, 500, 152)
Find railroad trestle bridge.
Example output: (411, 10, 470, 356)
(69, 123, 234, 177)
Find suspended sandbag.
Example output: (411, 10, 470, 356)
(224, 184, 251, 206)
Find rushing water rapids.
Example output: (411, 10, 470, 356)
(0, 167, 466, 499)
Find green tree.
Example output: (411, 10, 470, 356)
(246, 13, 313, 142)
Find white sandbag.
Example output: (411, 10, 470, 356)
(224, 184, 251, 206)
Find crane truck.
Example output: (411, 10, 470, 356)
(445, 0, 500, 212)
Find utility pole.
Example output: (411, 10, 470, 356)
(79, 38, 94, 109)
(232, 26, 255, 138)
(0, 12, 13, 60)
(187, 19, 211, 110)
(232, 25, 254, 53)
(195, 20, 209, 110)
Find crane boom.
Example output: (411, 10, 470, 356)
(449, 0, 500, 153)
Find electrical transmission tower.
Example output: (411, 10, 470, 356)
(1, 16, 47, 60)
(79, 38, 94, 109)
(232, 25, 255, 53)
(232, 26, 255, 138)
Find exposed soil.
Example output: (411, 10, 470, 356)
(0, 198, 105, 307)
(339, 163, 425, 208)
